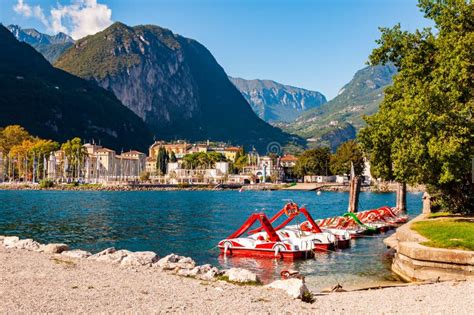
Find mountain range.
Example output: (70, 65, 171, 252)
(7, 24, 74, 63)
(283, 63, 397, 149)
(0, 25, 152, 152)
(229, 77, 326, 123)
(4, 22, 396, 153)
(54, 22, 299, 152)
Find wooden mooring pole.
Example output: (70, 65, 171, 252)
(348, 175, 361, 213)
(347, 162, 361, 213)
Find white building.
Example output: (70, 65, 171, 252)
(303, 175, 336, 183)
(151, 161, 230, 184)
(335, 175, 349, 184)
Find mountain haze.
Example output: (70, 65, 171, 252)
(55, 22, 300, 152)
(7, 24, 74, 63)
(229, 77, 326, 123)
(0, 25, 152, 152)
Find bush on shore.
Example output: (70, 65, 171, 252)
(39, 179, 54, 189)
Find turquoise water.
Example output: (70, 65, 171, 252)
(0, 190, 422, 290)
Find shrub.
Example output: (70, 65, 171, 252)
(39, 179, 54, 189)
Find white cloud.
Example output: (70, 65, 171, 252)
(12, 0, 113, 40)
(13, 0, 48, 26)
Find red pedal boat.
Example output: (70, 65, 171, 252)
(218, 202, 336, 259)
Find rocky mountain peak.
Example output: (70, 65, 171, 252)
(55, 22, 298, 151)
(229, 77, 326, 123)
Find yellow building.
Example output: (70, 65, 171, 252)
(223, 147, 241, 162)
(149, 141, 192, 159)
(145, 157, 157, 174)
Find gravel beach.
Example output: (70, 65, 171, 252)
(0, 245, 472, 314)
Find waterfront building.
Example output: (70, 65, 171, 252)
(335, 175, 349, 184)
(149, 141, 191, 159)
(222, 147, 240, 162)
(241, 155, 283, 183)
(116, 150, 146, 180)
(304, 175, 336, 183)
(145, 157, 157, 174)
(280, 154, 298, 168)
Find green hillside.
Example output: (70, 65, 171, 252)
(284, 64, 397, 149)
(0, 25, 152, 152)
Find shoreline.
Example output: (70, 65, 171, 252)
(1, 235, 472, 313)
(0, 182, 424, 193)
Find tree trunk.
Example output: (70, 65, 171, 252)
(348, 176, 361, 213)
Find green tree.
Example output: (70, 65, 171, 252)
(330, 140, 365, 176)
(61, 137, 87, 178)
(156, 146, 169, 175)
(233, 154, 248, 173)
(293, 147, 332, 178)
(182, 152, 226, 169)
(234, 147, 244, 162)
(0, 125, 32, 153)
(359, 0, 473, 213)
(208, 152, 226, 164)
(169, 151, 177, 163)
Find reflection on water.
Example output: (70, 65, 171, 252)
(0, 190, 422, 290)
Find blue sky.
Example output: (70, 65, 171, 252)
(1, 0, 432, 99)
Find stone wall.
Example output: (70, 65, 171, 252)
(385, 214, 474, 282)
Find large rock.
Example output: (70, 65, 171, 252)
(12, 239, 41, 251)
(40, 243, 69, 254)
(61, 249, 92, 259)
(177, 264, 219, 281)
(3, 237, 41, 251)
(2, 236, 19, 247)
(227, 268, 259, 283)
(88, 247, 117, 259)
(156, 254, 196, 271)
(199, 267, 220, 281)
(89, 249, 132, 264)
(266, 278, 309, 299)
(120, 251, 159, 267)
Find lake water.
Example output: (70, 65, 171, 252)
(0, 190, 422, 290)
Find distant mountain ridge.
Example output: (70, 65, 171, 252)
(284, 64, 397, 150)
(229, 77, 326, 123)
(55, 22, 300, 152)
(7, 24, 74, 63)
(0, 24, 152, 151)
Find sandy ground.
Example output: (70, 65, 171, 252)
(0, 245, 473, 314)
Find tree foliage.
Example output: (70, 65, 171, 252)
(169, 151, 177, 163)
(0, 126, 59, 180)
(61, 137, 87, 177)
(330, 140, 365, 176)
(293, 147, 331, 178)
(156, 146, 169, 175)
(0, 125, 31, 153)
(182, 152, 226, 169)
(359, 0, 473, 212)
